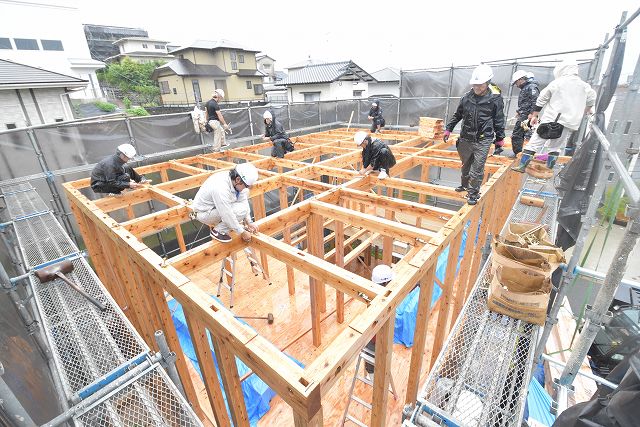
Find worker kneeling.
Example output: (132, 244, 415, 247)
(364, 265, 394, 379)
(263, 110, 294, 158)
(354, 131, 396, 179)
(192, 163, 259, 243)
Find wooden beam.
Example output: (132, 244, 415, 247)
(370, 318, 394, 427)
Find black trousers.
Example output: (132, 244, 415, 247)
(456, 138, 491, 195)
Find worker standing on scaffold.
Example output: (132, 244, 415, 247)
(443, 64, 505, 205)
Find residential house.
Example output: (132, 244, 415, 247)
(276, 61, 375, 102)
(368, 68, 400, 97)
(256, 54, 276, 83)
(84, 24, 148, 62)
(152, 39, 265, 105)
(106, 38, 174, 64)
(285, 58, 327, 73)
(1, 0, 104, 99)
(0, 59, 88, 129)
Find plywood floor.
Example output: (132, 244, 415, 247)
(183, 248, 443, 426)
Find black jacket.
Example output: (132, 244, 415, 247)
(362, 138, 396, 170)
(264, 118, 288, 142)
(369, 99, 383, 121)
(446, 85, 506, 142)
(90, 154, 141, 194)
(516, 77, 540, 120)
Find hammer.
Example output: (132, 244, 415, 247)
(235, 313, 274, 324)
(35, 260, 107, 312)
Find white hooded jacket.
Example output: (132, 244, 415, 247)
(535, 60, 596, 130)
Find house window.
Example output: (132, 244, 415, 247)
(238, 54, 244, 64)
(55, 118, 64, 122)
(41, 39, 63, 51)
(192, 80, 201, 102)
(231, 61, 238, 70)
(303, 92, 320, 102)
(142, 43, 148, 48)
(5, 123, 17, 130)
(14, 38, 39, 50)
(0, 38, 11, 49)
(172, 88, 177, 95)
(254, 84, 264, 95)
(246, 81, 252, 89)
(353, 90, 364, 98)
(179, 54, 184, 59)
(154, 44, 163, 49)
(262, 63, 271, 70)
(159, 81, 170, 94)
(229, 51, 237, 61)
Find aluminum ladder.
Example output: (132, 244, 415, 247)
(217, 247, 269, 308)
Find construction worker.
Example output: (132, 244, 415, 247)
(368, 99, 385, 133)
(354, 131, 396, 180)
(364, 264, 394, 380)
(192, 163, 259, 243)
(512, 59, 596, 172)
(90, 143, 148, 194)
(507, 70, 539, 157)
(205, 88, 231, 151)
(262, 110, 294, 158)
(443, 64, 505, 205)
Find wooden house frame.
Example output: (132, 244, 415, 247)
(63, 128, 521, 426)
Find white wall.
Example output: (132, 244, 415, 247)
(0, 88, 72, 129)
(368, 82, 399, 97)
(0, 0, 104, 98)
(121, 40, 167, 54)
(288, 81, 369, 102)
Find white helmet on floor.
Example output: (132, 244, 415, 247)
(117, 143, 136, 158)
(511, 70, 528, 85)
(354, 131, 368, 146)
(263, 110, 272, 120)
(371, 264, 394, 285)
(214, 88, 225, 98)
(235, 163, 259, 187)
(469, 64, 494, 84)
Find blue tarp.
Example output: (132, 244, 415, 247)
(393, 222, 469, 346)
(168, 298, 302, 426)
(526, 378, 556, 426)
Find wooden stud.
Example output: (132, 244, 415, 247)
(280, 185, 296, 295)
(307, 213, 324, 346)
(211, 335, 250, 427)
(370, 318, 395, 427)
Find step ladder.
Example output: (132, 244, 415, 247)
(217, 247, 270, 308)
(341, 346, 398, 426)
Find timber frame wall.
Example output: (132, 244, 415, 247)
(63, 128, 521, 426)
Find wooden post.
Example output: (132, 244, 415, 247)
(293, 408, 323, 427)
(451, 209, 482, 319)
(175, 224, 187, 253)
(335, 201, 345, 323)
(211, 336, 250, 427)
(468, 189, 497, 290)
(383, 209, 394, 266)
(429, 230, 463, 368)
(307, 213, 324, 346)
(252, 194, 270, 276)
(405, 264, 436, 404)
(280, 185, 296, 294)
(370, 318, 394, 427)
(186, 318, 231, 427)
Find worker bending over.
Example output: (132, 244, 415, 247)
(354, 131, 396, 180)
(262, 110, 294, 158)
(192, 163, 259, 243)
(512, 60, 596, 172)
(443, 64, 505, 205)
(90, 143, 148, 194)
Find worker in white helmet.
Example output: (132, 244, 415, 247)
(90, 143, 148, 194)
(192, 163, 260, 243)
(354, 131, 396, 180)
(508, 70, 539, 157)
(363, 264, 394, 380)
(367, 99, 385, 133)
(443, 64, 505, 205)
(262, 110, 294, 158)
(205, 88, 231, 151)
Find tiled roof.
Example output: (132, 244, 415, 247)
(276, 61, 375, 86)
(169, 39, 260, 54)
(237, 69, 266, 77)
(151, 59, 230, 79)
(0, 59, 87, 88)
(371, 67, 400, 82)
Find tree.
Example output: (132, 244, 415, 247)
(98, 58, 164, 105)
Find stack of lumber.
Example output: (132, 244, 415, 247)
(418, 117, 444, 139)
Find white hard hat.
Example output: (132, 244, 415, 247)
(469, 64, 494, 85)
(214, 88, 225, 98)
(354, 131, 368, 146)
(235, 163, 259, 187)
(117, 143, 136, 158)
(263, 110, 272, 120)
(511, 70, 528, 85)
(371, 264, 394, 285)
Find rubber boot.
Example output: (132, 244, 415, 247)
(511, 150, 535, 173)
(546, 151, 559, 169)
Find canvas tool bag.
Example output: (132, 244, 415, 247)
(487, 265, 551, 325)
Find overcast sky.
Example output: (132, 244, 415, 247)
(79, 1, 640, 77)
